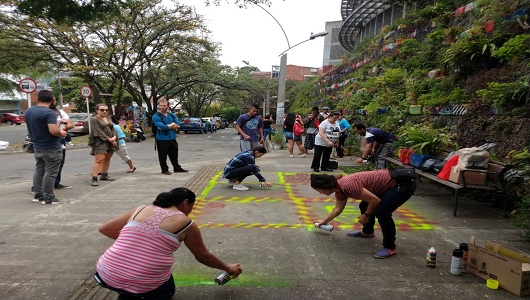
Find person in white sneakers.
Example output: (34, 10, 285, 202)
(223, 146, 272, 191)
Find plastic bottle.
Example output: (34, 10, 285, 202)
(426, 247, 437, 268)
(459, 243, 469, 274)
(314, 222, 334, 231)
(451, 249, 463, 275)
(215, 272, 233, 285)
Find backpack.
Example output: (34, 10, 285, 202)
(293, 120, 304, 136)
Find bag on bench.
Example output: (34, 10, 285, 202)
(389, 169, 418, 180)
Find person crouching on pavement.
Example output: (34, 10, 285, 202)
(310, 169, 417, 259)
(223, 146, 272, 191)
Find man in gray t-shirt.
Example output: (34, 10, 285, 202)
(235, 104, 264, 151)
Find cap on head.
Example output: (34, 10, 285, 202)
(322, 106, 330, 111)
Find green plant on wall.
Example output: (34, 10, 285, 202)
(476, 81, 522, 108)
(492, 34, 530, 63)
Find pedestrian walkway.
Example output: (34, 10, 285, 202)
(1, 141, 527, 300)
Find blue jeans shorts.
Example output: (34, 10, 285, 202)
(284, 132, 302, 142)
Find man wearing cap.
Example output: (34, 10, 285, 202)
(320, 106, 330, 119)
(353, 123, 396, 169)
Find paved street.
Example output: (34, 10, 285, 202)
(0, 131, 528, 300)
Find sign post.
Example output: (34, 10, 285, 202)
(18, 78, 37, 109)
(80, 86, 93, 133)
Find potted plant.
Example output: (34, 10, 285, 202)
(398, 124, 456, 167)
(272, 130, 286, 149)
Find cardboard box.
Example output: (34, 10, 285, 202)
(467, 237, 530, 296)
(448, 166, 487, 185)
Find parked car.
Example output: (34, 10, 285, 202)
(179, 117, 206, 134)
(0, 113, 25, 125)
(67, 113, 90, 135)
(201, 117, 217, 133)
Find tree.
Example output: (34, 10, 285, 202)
(0, 0, 220, 117)
(9, 0, 121, 24)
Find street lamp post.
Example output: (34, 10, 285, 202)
(252, 4, 327, 125)
(276, 31, 328, 126)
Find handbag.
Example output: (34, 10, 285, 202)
(293, 120, 304, 136)
(327, 160, 339, 170)
(421, 157, 445, 173)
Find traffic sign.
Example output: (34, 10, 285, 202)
(18, 78, 37, 93)
(80, 86, 93, 97)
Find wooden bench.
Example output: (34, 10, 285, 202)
(384, 157, 509, 217)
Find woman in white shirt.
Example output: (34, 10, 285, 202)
(311, 112, 340, 172)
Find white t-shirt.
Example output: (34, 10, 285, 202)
(57, 109, 69, 123)
(315, 119, 340, 147)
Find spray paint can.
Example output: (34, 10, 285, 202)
(426, 247, 437, 268)
(314, 223, 334, 231)
(459, 243, 469, 274)
(451, 249, 463, 275)
(215, 272, 233, 285)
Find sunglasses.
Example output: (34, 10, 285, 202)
(98, 109, 108, 112)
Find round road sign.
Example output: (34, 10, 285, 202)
(18, 78, 37, 93)
(80, 86, 93, 97)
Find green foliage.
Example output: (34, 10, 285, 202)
(513, 189, 530, 239)
(272, 130, 285, 148)
(398, 124, 456, 155)
(492, 34, 530, 62)
(476, 82, 523, 107)
(16, 0, 120, 24)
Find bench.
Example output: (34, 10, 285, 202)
(384, 156, 510, 217)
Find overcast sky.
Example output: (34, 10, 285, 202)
(174, 0, 343, 72)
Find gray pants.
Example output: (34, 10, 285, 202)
(375, 142, 393, 169)
(240, 140, 261, 152)
(33, 149, 63, 200)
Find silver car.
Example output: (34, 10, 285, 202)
(67, 113, 90, 135)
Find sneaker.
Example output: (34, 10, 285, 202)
(54, 184, 71, 189)
(321, 168, 334, 172)
(346, 231, 375, 238)
(313, 169, 320, 172)
(300, 154, 307, 158)
(233, 184, 249, 191)
(161, 171, 172, 175)
(174, 168, 189, 173)
(373, 247, 397, 259)
(227, 179, 237, 186)
(289, 154, 294, 158)
(41, 197, 69, 205)
(32, 194, 43, 203)
(100, 175, 115, 181)
(67, 142, 74, 146)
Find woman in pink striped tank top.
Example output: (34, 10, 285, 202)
(94, 187, 242, 299)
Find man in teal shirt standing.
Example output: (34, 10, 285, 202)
(152, 99, 188, 175)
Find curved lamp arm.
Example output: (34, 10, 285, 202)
(278, 31, 328, 56)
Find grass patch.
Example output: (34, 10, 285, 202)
(71, 134, 89, 145)
(340, 165, 374, 174)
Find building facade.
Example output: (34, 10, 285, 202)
(338, 0, 406, 51)
(323, 20, 350, 67)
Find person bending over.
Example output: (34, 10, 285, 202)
(311, 169, 417, 259)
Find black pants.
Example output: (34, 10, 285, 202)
(94, 272, 175, 300)
(225, 166, 254, 183)
(358, 179, 417, 250)
(156, 139, 182, 172)
(336, 134, 347, 157)
(311, 145, 333, 170)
